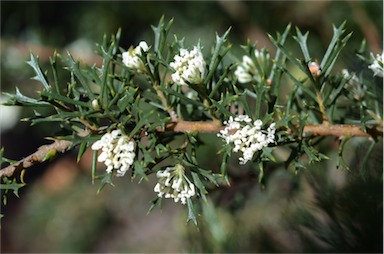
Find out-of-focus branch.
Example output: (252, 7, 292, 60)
(347, 0, 382, 54)
(1, 121, 382, 178)
(0, 38, 102, 65)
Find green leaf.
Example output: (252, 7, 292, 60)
(186, 198, 198, 225)
(268, 23, 291, 83)
(49, 51, 61, 93)
(40, 89, 91, 108)
(204, 27, 232, 86)
(268, 33, 308, 75)
(191, 172, 208, 202)
(202, 198, 226, 243)
(320, 21, 346, 70)
(197, 168, 219, 186)
(160, 86, 206, 108)
(3, 88, 50, 107)
(302, 142, 329, 163)
(237, 90, 253, 118)
(211, 94, 238, 116)
(147, 197, 162, 215)
(42, 148, 57, 162)
(129, 110, 154, 137)
(321, 31, 352, 81)
(209, 64, 233, 98)
(133, 160, 148, 182)
(77, 141, 88, 163)
(293, 27, 311, 63)
(152, 15, 165, 53)
(97, 173, 114, 194)
(155, 143, 168, 156)
(113, 28, 122, 55)
(92, 149, 98, 184)
(99, 41, 114, 107)
(0, 178, 26, 200)
(359, 140, 376, 180)
(26, 53, 50, 90)
(277, 66, 317, 101)
(62, 52, 96, 100)
(258, 162, 264, 184)
(117, 94, 133, 112)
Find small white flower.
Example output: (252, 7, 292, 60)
(154, 164, 196, 205)
(235, 49, 269, 84)
(170, 46, 206, 86)
(368, 53, 383, 78)
(218, 115, 276, 164)
(91, 129, 136, 176)
(342, 69, 366, 100)
(122, 41, 149, 72)
(234, 55, 256, 83)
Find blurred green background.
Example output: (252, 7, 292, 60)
(1, 1, 382, 253)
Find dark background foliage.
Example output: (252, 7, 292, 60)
(1, 1, 382, 252)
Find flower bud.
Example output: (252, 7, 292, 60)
(309, 62, 321, 77)
(92, 99, 100, 110)
(122, 41, 149, 72)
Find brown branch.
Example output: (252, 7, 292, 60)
(303, 124, 382, 138)
(347, 0, 382, 54)
(1, 121, 382, 178)
(156, 121, 383, 138)
(0, 139, 72, 178)
(156, 120, 223, 133)
(155, 87, 178, 122)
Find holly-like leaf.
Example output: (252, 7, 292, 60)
(26, 53, 50, 90)
(3, 88, 50, 107)
(96, 173, 114, 194)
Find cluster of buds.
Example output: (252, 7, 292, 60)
(218, 115, 276, 164)
(91, 129, 136, 177)
(122, 41, 149, 72)
(154, 164, 196, 205)
(234, 49, 269, 83)
(368, 53, 383, 78)
(170, 46, 206, 86)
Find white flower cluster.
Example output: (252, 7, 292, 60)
(342, 69, 366, 100)
(91, 129, 135, 177)
(234, 49, 268, 83)
(170, 46, 206, 86)
(368, 53, 383, 78)
(218, 115, 276, 165)
(122, 41, 149, 71)
(154, 164, 196, 205)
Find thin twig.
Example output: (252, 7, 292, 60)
(155, 86, 178, 122)
(1, 121, 382, 178)
(156, 120, 223, 133)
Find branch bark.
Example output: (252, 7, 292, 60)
(0, 140, 71, 178)
(302, 124, 382, 137)
(1, 121, 382, 178)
